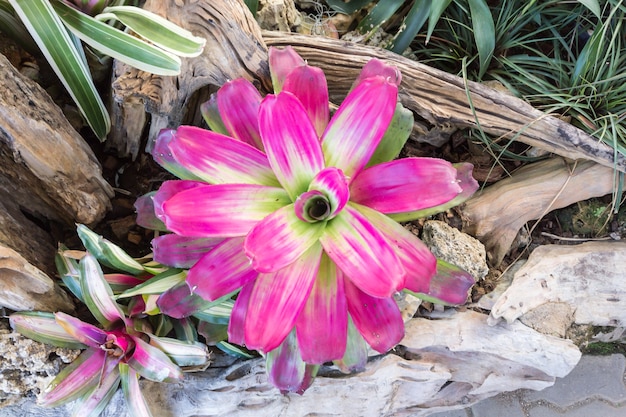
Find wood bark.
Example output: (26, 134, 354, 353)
(0, 53, 113, 226)
(0, 52, 113, 288)
(109, 0, 270, 158)
(111, 0, 626, 171)
(263, 32, 626, 172)
(461, 158, 616, 265)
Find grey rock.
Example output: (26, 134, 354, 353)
(519, 302, 575, 338)
(0, 327, 79, 406)
(422, 220, 489, 280)
(490, 241, 626, 328)
(0, 245, 74, 313)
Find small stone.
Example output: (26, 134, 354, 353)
(519, 302, 574, 338)
(421, 220, 489, 280)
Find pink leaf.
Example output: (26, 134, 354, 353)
(351, 203, 436, 293)
(283, 65, 330, 136)
(344, 279, 404, 353)
(161, 183, 290, 237)
(244, 204, 325, 273)
(227, 281, 254, 346)
(268, 46, 305, 92)
(152, 234, 223, 268)
(265, 330, 306, 393)
(295, 254, 348, 364)
(54, 312, 107, 348)
(168, 126, 279, 186)
(419, 259, 475, 305)
(127, 336, 183, 382)
(217, 79, 264, 150)
(321, 77, 397, 180)
(307, 167, 349, 218)
(259, 92, 325, 200)
(353, 58, 402, 89)
(320, 205, 405, 298)
(152, 179, 205, 222)
(40, 349, 107, 407)
(350, 157, 463, 214)
(187, 237, 258, 301)
(244, 244, 322, 352)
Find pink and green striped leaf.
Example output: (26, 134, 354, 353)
(321, 77, 397, 180)
(148, 334, 209, 367)
(344, 279, 404, 353)
(54, 312, 108, 348)
(168, 126, 279, 186)
(40, 349, 106, 407)
(295, 253, 348, 364)
(217, 78, 264, 150)
(127, 336, 183, 382)
(9, 312, 86, 349)
(70, 356, 121, 417)
(320, 205, 405, 298)
(117, 268, 186, 299)
(244, 244, 323, 352)
(259, 92, 325, 200)
(161, 183, 290, 238)
(244, 204, 326, 273)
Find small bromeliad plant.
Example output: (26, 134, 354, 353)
(139, 46, 479, 392)
(10, 225, 219, 416)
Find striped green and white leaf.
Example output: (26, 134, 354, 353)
(77, 224, 145, 275)
(99, 6, 205, 57)
(8, 0, 110, 140)
(116, 268, 186, 299)
(52, 1, 182, 76)
(193, 297, 235, 325)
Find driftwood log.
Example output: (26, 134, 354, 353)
(0, 52, 113, 310)
(110, 0, 625, 173)
(462, 158, 616, 265)
(109, 0, 270, 158)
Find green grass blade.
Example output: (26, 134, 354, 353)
(325, 0, 372, 15)
(357, 0, 405, 33)
(390, 0, 431, 53)
(100, 6, 206, 57)
(53, 1, 181, 76)
(576, 0, 601, 19)
(8, 0, 110, 140)
(426, 0, 452, 44)
(468, 0, 495, 79)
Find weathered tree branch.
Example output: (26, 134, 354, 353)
(263, 32, 626, 172)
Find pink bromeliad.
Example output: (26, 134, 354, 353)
(145, 46, 478, 392)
